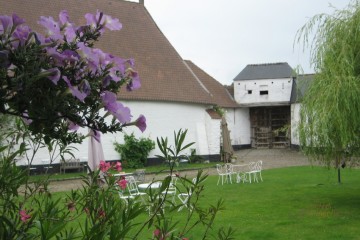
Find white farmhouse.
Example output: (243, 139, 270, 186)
(1, 0, 310, 171)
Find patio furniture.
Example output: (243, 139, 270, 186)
(117, 189, 134, 204)
(133, 169, 146, 183)
(138, 180, 164, 215)
(245, 161, 263, 183)
(216, 164, 233, 185)
(138, 181, 162, 191)
(251, 160, 263, 183)
(177, 177, 197, 211)
(160, 175, 178, 204)
(231, 164, 250, 183)
(60, 158, 84, 174)
(125, 175, 147, 204)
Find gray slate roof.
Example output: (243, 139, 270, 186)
(290, 74, 314, 103)
(234, 62, 293, 81)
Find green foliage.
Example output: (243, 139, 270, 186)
(212, 105, 226, 117)
(296, 1, 360, 168)
(188, 148, 204, 163)
(114, 133, 155, 168)
(0, 114, 16, 145)
(156, 129, 195, 168)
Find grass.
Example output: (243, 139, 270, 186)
(49, 166, 360, 239)
(200, 166, 360, 240)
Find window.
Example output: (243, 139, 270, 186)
(248, 90, 252, 94)
(260, 90, 268, 95)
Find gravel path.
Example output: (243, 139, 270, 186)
(45, 148, 311, 192)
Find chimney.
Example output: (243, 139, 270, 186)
(139, 0, 144, 4)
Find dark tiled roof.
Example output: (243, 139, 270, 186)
(184, 60, 238, 108)
(234, 62, 294, 81)
(290, 74, 315, 103)
(1, 0, 222, 105)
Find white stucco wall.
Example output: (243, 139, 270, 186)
(225, 108, 251, 146)
(291, 103, 301, 146)
(234, 78, 293, 106)
(204, 114, 221, 155)
(16, 101, 221, 166)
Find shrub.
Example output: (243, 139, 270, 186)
(188, 148, 205, 163)
(114, 133, 155, 168)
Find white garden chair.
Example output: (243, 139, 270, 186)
(160, 174, 178, 204)
(177, 177, 197, 211)
(125, 175, 147, 204)
(216, 164, 233, 185)
(245, 161, 263, 183)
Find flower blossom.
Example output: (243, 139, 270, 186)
(11, 25, 32, 48)
(38, 15, 62, 40)
(117, 177, 127, 190)
(134, 114, 146, 132)
(97, 208, 106, 218)
(125, 68, 141, 91)
(114, 161, 122, 172)
(67, 201, 76, 211)
(19, 209, 31, 223)
(0, 13, 25, 33)
(99, 160, 111, 172)
(85, 11, 122, 33)
(45, 68, 61, 85)
(153, 229, 161, 237)
(63, 76, 88, 102)
(122, 114, 147, 132)
(101, 91, 132, 124)
(67, 120, 80, 131)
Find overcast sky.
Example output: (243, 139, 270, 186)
(140, 0, 350, 85)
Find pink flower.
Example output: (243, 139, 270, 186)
(19, 209, 31, 222)
(99, 160, 111, 172)
(114, 161, 122, 172)
(153, 229, 161, 237)
(84, 207, 90, 215)
(67, 201, 76, 211)
(117, 178, 127, 190)
(98, 208, 106, 218)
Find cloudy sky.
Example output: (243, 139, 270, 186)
(140, 0, 350, 85)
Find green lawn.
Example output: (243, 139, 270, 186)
(52, 166, 360, 239)
(200, 166, 360, 240)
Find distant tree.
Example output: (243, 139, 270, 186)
(296, 1, 360, 182)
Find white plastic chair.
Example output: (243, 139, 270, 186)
(177, 177, 197, 211)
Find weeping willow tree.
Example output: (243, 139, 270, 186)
(297, 1, 360, 183)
